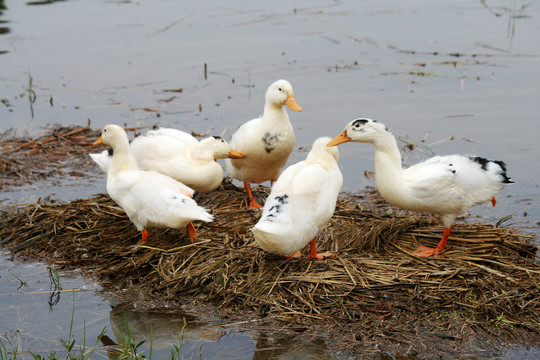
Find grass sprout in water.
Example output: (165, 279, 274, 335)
(103, 313, 191, 360)
(0, 295, 106, 359)
(7, 269, 26, 291)
(47, 265, 62, 307)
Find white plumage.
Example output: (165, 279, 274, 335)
(252, 137, 343, 259)
(328, 118, 513, 257)
(90, 128, 244, 193)
(92, 124, 213, 243)
(226, 79, 302, 208)
(89, 148, 113, 173)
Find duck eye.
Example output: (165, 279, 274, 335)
(278, 88, 282, 92)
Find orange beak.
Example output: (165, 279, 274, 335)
(284, 95, 303, 112)
(93, 136, 103, 145)
(327, 131, 351, 146)
(228, 148, 245, 159)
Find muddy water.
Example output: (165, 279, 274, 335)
(0, 0, 539, 358)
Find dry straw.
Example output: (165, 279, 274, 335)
(0, 125, 538, 352)
(0, 182, 537, 330)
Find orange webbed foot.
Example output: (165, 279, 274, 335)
(249, 198, 263, 209)
(413, 227, 451, 257)
(307, 238, 336, 260)
(412, 245, 441, 257)
(187, 222, 197, 243)
(308, 251, 338, 260)
(491, 197, 497, 207)
(244, 182, 263, 209)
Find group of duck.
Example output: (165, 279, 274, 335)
(90, 79, 513, 259)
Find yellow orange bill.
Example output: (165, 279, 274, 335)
(284, 95, 303, 112)
(92, 137, 103, 145)
(327, 131, 351, 146)
(228, 148, 245, 159)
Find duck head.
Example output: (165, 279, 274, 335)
(93, 124, 129, 149)
(311, 136, 340, 163)
(200, 136, 245, 160)
(266, 79, 303, 112)
(327, 118, 389, 146)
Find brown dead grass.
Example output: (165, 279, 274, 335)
(0, 182, 538, 351)
(0, 125, 538, 358)
(0, 124, 103, 189)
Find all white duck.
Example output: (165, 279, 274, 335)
(226, 79, 302, 209)
(89, 128, 244, 193)
(252, 137, 343, 260)
(327, 118, 513, 257)
(92, 124, 213, 243)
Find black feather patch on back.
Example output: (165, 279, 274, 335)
(263, 194, 289, 221)
(471, 156, 513, 184)
(471, 156, 490, 170)
(493, 160, 513, 183)
(107, 148, 114, 156)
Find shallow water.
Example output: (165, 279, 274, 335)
(0, 254, 340, 359)
(0, 0, 539, 358)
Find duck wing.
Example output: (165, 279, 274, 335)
(131, 133, 192, 172)
(402, 154, 510, 212)
(109, 170, 208, 230)
(402, 156, 465, 207)
(260, 161, 341, 233)
(89, 149, 113, 173)
(228, 117, 262, 152)
(146, 128, 199, 148)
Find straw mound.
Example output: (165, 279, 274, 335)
(0, 181, 538, 343)
(0, 124, 139, 190)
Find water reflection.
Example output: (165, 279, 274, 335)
(107, 306, 333, 359)
(479, 0, 532, 51)
(252, 335, 331, 360)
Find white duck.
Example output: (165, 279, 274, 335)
(89, 148, 113, 173)
(92, 124, 213, 243)
(226, 79, 302, 209)
(327, 118, 513, 257)
(252, 137, 343, 260)
(89, 128, 244, 192)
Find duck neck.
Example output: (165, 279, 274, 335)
(263, 103, 289, 124)
(306, 145, 337, 166)
(191, 143, 214, 162)
(372, 134, 405, 196)
(109, 137, 138, 176)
